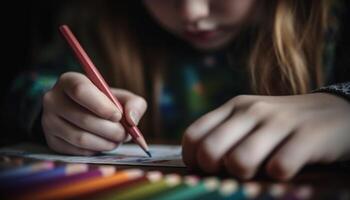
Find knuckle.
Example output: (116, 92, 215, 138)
(273, 111, 293, 127)
(248, 101, 270, 116)
(70, 81, 88, 100)
(232, 95, 251, 105)
(79, 115, 91, 128)
(75, 133, 90, 147)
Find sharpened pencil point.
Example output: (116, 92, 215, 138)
(146, 151, 152, 157)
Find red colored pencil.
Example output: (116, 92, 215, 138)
(59, 25, 151, 157)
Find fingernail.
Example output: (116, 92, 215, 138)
(110, 112, 121, 122)
(129, 110, 139, 126)
(124, 135, 132, 142)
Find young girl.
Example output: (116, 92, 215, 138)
(5, 0, 350, 180)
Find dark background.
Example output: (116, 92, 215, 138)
(0, 1, 65, 144)
(1, 1, 64, 93)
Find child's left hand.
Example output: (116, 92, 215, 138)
(182, 93, 350, 180)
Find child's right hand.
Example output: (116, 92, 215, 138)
(42, 72, 147, 155)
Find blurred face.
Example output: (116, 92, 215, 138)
(143, 0, 257, 51)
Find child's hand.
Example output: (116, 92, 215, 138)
(182, 93, 350, 180)
(42, 72, 147, 155)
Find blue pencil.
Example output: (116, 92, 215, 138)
(0, 161, 54, 181)
(4, 163, 88, 189)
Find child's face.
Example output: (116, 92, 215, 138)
(143, 0, 257, 51)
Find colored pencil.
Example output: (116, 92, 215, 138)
(102, 172, 181, 200)
(0, 161, 54, 181)
(282, 184, 313, 200)
(94, 171, 161, 200)
(86, 175, 150, 200)
(26, 169, 143, 200)
(218, 179, 244, 200)
(150, 175, 198, 200)
(257, 183, 287, 200)
(5, 164, 88, 189)
(242, 182, 262, 199)
(96, 171, 162, 200)
(199, 179, 240, 200)
(151, 176, 220, 200)
(15, 166, 116, 199)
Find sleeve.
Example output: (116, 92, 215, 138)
(313, 82, 350, 101)
(0, 54, 80, 145)
(1, 72, 58, 144)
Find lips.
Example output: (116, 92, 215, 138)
(184, 29, 221, 43)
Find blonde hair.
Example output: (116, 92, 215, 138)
(249, 0, 332, 95)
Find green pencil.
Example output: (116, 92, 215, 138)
(198, 179, 240, 200)
(219, 179, 245, 200)
(151, 176, 220, 200)
(101, 172, 181, 200)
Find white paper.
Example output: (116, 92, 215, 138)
(0, 143, 185, 167)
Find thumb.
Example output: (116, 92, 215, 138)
(111, 88, 147, 126)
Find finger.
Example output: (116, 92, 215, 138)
(196, 102, 272, 173)
(44, 113, 118, 152)
(224, 113, 296, 179)
(45, 134, 96, 156)
(53, 92, 127, 142)
(124, 134, 132, 143)
(182, 99, 235, 169)
(59, 72, 122, 122)
(266, 128, 315, 180)
(111, 89, 147, 126)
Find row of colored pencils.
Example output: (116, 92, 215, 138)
(0, 159, 321, 200)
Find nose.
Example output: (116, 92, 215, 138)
(180, 0, 210, 23)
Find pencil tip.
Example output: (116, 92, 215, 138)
(146, 151, 152, 158)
